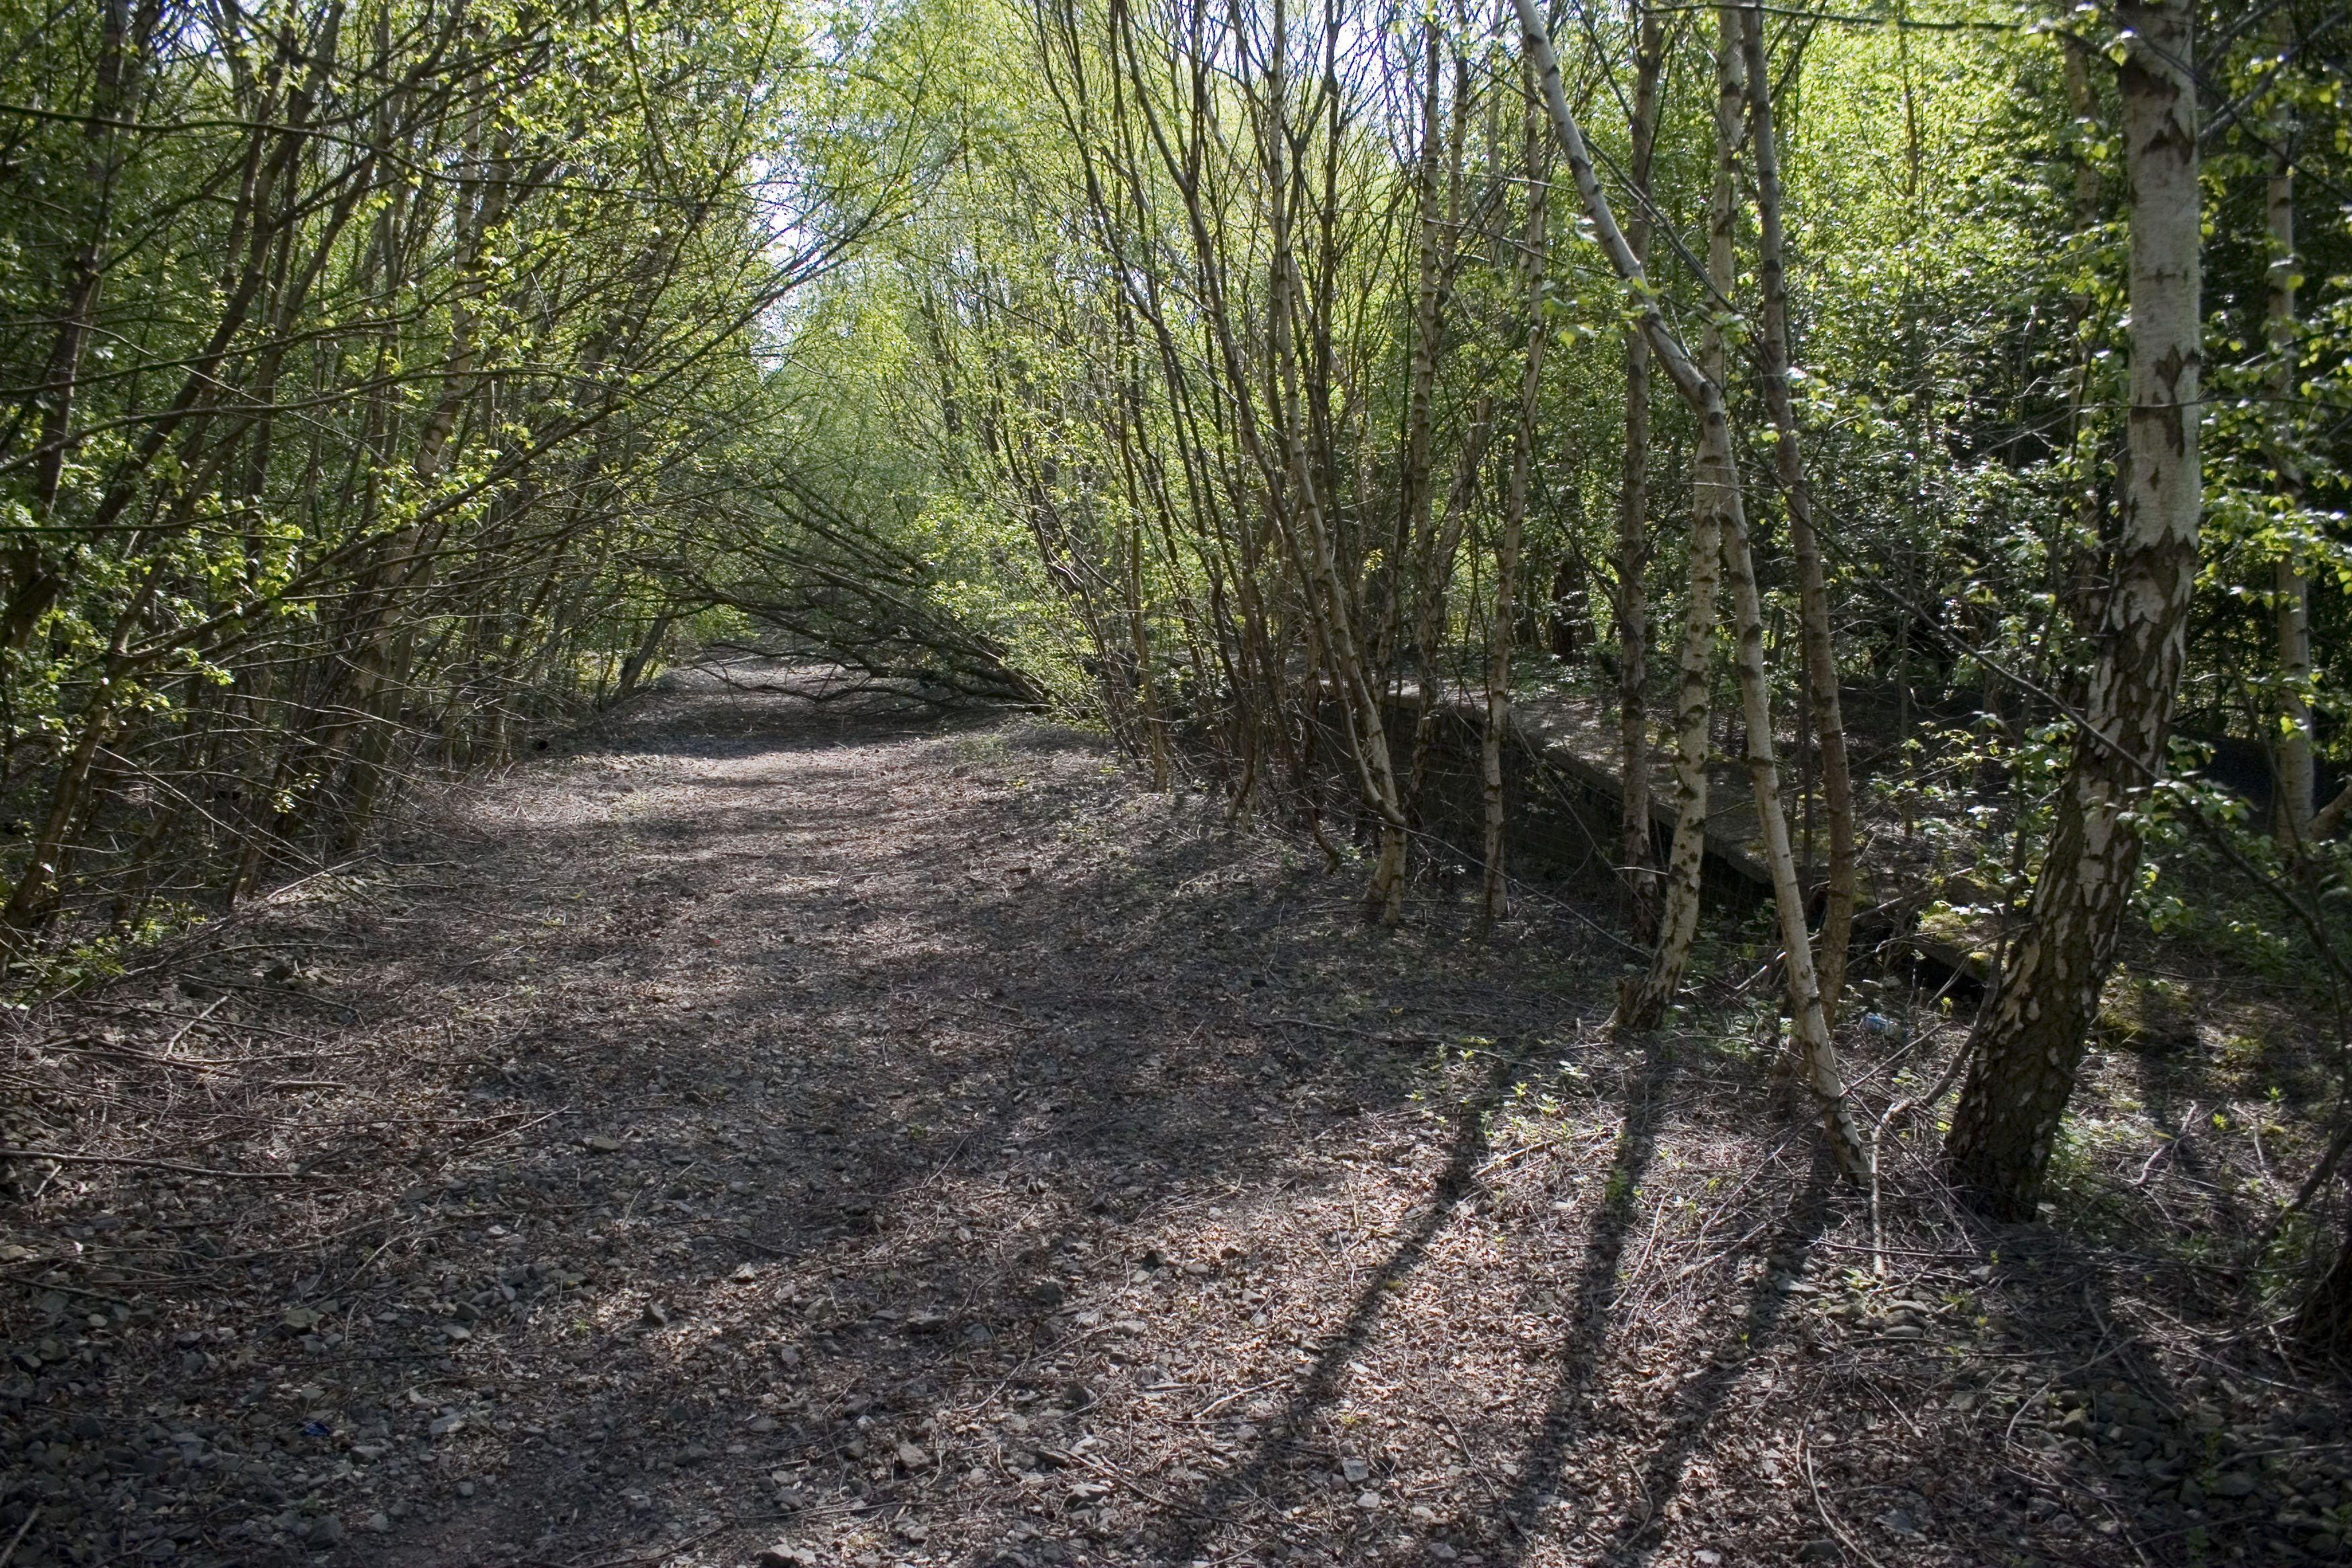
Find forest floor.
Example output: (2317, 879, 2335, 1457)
(3, 673, 2349, 1568)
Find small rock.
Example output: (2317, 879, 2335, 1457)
(360, 1512, 390, 1534)
(2211, 1471, 2258, 1499)
(1355, 1489, 1381, 1510)
(1798, 1540, 1843, 1563)
(897, 1440, 928, 1468)
(306, 1515, 344, 1549)
(963, 1322, 994, 1345)
(442, 1324, 471, 1342)
(428, 1415, 465, 1438)
(747, 1416, 779, 1434)
(1342, 1458, 1370, 1484)
(584, 1135, 622, 1153)
(756, 1546, 820, 1568)
(1879, 1510, 1920, 1538)
(641, 1302, 671, 1328)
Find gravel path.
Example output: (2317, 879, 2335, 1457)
(2, 679, 2341, 1568)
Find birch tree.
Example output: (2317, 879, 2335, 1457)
(1741, 0, 1855, 1018)
(1613, 1, 1665, 942)
(1945, 0, 2202, 1220)
(1514, 0, 1863, 1174)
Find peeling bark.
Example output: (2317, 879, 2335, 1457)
(1741, 0, 1853, 1020)
(1947, 0, 2201, 1220)
(1614, 1, 1665, 943)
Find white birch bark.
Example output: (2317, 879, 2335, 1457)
(1947, 0, 2202, 1218)
(1741, 0, 1855, 1018)
(1514, 0, 1863, 1173)
(1615, 1, 1665, 942)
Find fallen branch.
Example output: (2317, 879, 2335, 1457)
(0, 1148, 307, 1179)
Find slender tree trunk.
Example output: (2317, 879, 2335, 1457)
(1515, 0, 1863, 1173)
(1946, 0, 2202, 1220)
(2266, 62, 2314, 845)
(2, 0, 152, 649)
(1612, 1, 1742, 1033)
(615, 611, 673, 703)
(1390, 21, 1446, 687)
(1259, 21, 1410, 923)
(1126, 490, 1173, 790)
(1615, 1, 1665, 942)
(1484, 64, 1549, 926)
(1, 568, 164, 936)
(1405, 401, 1497, 815)
(1702, 2, 1863, 1173)
(1742, 0, 1855, 1018)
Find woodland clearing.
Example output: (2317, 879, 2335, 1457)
(3, 677, 2345, 1568)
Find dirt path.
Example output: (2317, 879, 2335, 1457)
(2, 681, 2341, 1568)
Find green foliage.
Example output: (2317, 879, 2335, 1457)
(0, 0, 987, 942)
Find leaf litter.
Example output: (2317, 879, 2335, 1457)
(1, 678, 2346, 1568)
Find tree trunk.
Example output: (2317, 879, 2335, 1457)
(1485, 63, 1549, 927)
(616, 612, 674, 703)
(1612, 0, 1741, 1033)
(1742, 0, 1855, 1020)
(1406, 403, 1497, 816)
(1258, 30, 1410, 924)
(1389, 21, 1446, 687)
(1614, 0, 1665, 943)
(3, 0, 152, 650)
(2265, 48, 2314, 846)
(1946, 0, 2202, 1220)
(1516, 0, 1864, 1173)
(1, 568, 164, 936)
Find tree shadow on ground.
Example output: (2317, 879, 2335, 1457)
(14, 686, 2339, 1568)
(1150, 1044, 1537, 1565)
(2, 685, 1627, 1568)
